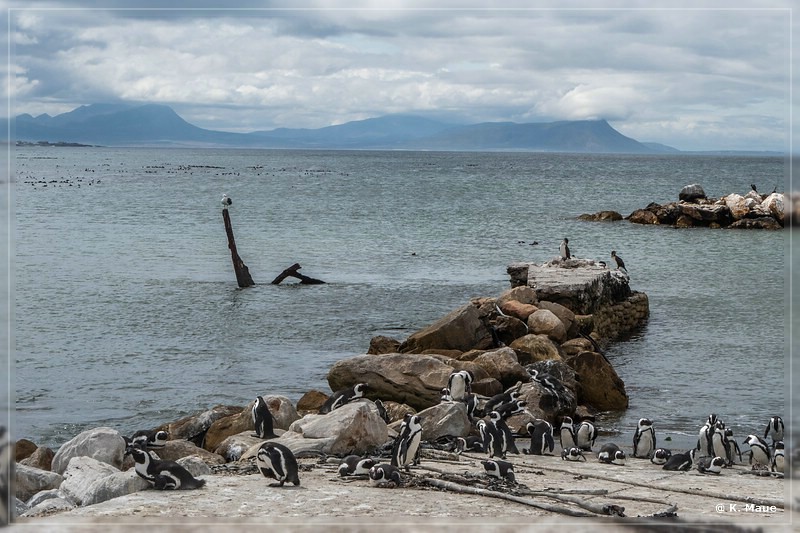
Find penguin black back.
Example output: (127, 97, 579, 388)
(125, 444, 205, 490)
(252, 396, 277, 439)
(256, 441, 300, 487)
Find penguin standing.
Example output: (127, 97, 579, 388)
(575, 420, 598, 451)
(125, 444, 206, 490)
(524, 419, 555, 455)
(319, 383, 369, 414)
(440, 388, 453, 403)
(369, 463, 402, 487)
(478, 419, 503, 459)
(560, 238, 571, 260)
(697, 456, 725, 474)
(770, 441, 785, 473)
(696, 415, 717, 457)
(489, 411, 519, 457)
(711, 426, 731, 466)
(559, 416, 576, 450)
(743, 434, 771, 470)
(662, 449, 696, 471)
(464, 393, 480, 420)
(391, 414, 423, 469)
(252, 396, 277, 439)
(338, 456, 376, 477)
(724, 428, 742, 464)
(764, 416, 784, 446)
(373, 399, 390, 423)
(610, 251, 626, 273)
(650, 448, 672, 465)
(597, 443, 626, 465)
(256, 441, 300, 487)
(447, 370, 473, 402)
(482, 459, 515, 482)
(632, 418, 656, 459)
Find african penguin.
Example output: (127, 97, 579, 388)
(373, 399, 390, 423)
(710, 425, 731, 466)
(338, 455, 376, 477)
(391, 414, 423, 469)
(369, 463, 402, 487)
(464, 393, 480, 420)
(725, 428, 742, 464)
(524, 419, 555, 455)
(597, 443, 626, 465)
(482, 459, 515, 482)
(697, 456, 725, 474)
(764, 416, 784, 446)
(454, 436, 484, 454)
(611, 250, 626, 272)
(560, 238, 571, 259)
(770, 441, 784, 473)
(256, 441, 300, 487)
(495, 399, 528, 420)
(696, 416, 717, 457)
(632, 418, 656, 459)
(575, 420, 598, 451)
(318, 383, 369, 414)
(252, 396, 277, 439)
(650, 448, 672, 465)
(128, 429, 169, 449)
(447, 370, 473, 402)
(483, 390, 521, 415)
(125, 444, 206, 490)
(662, 449, 696, 471)
(440, 388, 453, 403)
(561, 447, 586, 462)
(478, 419, 503, 459)
(743, 434, 771, 470)
(559, 416, 576, 450)
(489, 411, 518, 457)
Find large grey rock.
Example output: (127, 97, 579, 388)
(20, 497, 75, 518)
(398, 402, 472, 441)
(471, 347, 530, 389)
(527, 309, 567, 343)
(177, 456, 212, 478)
(214, 431, 267, 462)
(26, 487, 61, 508)
(286, 400, 388, 455)
(51, 427, 125, 475)
(59, 456, 121, 506)
(154, 439, 225, 465)
(761, 192, 784, 224)
(679, 183, 706, 202)
(523, 261, 632, 315)
(161, 405, 244, 445)
(567, 351, 628, 411)
(15, 463, 63, 502)
(399, 303, 489, 353)
(81, 469, 150, 506)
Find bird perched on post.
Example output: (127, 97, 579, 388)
(221, 193, 232, 209)
(611, 251, 627, 273)
(560, 238, 571, 260)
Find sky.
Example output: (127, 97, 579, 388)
(1, 1, 797, 152)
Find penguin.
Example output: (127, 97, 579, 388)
(696, 415, 717, 457)
(711, 425, 731, 466)
(129, 429, 169, 448)
(742, 434, 771, 469)
(319, 383, 369, 414)
(560, 238, 571, 260)
(454, 436, 484, 454)
(724, 428, 742, 464)
(597, 443, 626, 465)
(464, 393, 480, 420)
(770, 441, 785, 473)
(662, 449, 696, 471)
(440, 388, 453, 403)
(256, 441, 300, 487)
(697, 456, 725, 474)
(373, 399, 390, 423)
(221, 193, 232, 209)
(447, 370, 473, 402)
(490, 325, 505, 348)
(495, 399, 527, 420)
(489, 411, 518, 457)
(524, 419, 555, 455)
(481, 459, 515, 482)
(632, 418, 656, 459)
(575, 420, 598, 451)
(483, 390, 521, 414)
(610, 251, 626, 273)
(561, 447, 586, 462)
(252, 396, 277, 439)
(763, 416, 784, 446)
(559, 416, 576, 450)
(368, 463, 402, 487)
(478, 419, 503, 459)
(338, 455, 376, 477)
(650, 448, 672, 465)
(125, 444, 206, 490)
(391, 414, 423, 469)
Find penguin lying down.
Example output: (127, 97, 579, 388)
(125, 443, 206, 490)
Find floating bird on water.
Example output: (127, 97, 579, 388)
(221, 193, 232, 208)
(560, 238, 571, 259)
(611, 251, 627, 273)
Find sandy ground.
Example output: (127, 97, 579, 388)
(9, 449, 795, 532)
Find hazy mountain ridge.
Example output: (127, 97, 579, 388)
(10, 102, 676, 153)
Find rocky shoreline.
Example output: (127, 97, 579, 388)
(579, 184, 790, 229)
(8, 261, 790, 528)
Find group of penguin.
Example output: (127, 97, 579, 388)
(120, 372, 787, 492)
(559, 237, 627, 274)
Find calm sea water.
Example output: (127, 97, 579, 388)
(13, 147, 787, 452)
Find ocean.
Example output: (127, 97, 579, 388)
(12, 147, 788, 452)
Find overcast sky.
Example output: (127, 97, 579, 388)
(2, 2, 797, 152)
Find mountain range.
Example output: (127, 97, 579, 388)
(9, 102, 679, 153)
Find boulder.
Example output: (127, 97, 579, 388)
(498, 300, 538, 321)
(560, 337, 595, 357)
(527, 359, 580, 398)
(510, 334, 564, 365)
(577, 210, 623, 221)
(241, 431, 333, 460)
(326, 352, 487, 410)
(471, 347, 530, 389)
(679, 184, 706, 202)
(204, 396, 299, 452)
(286, 400, 388, 455)
(14, 439, 37, 462)
(491, 314, 530, 346)
(536, 301, 576, 337)
(567, 351, 629, 411)
(675, 214, 695, 228)
(496, 285, 539, 306)
(627, 208, 659, 225)
(368, 335, 402, 355)
(59, 456, 121, 506)
(25, 488, 61, 508)
(297, 390, 329, 413)
(20, 445, 55, 472)
(724, 193, 749, 220)
(159, 405, 244, 446)
(51, 427, 125, 475)
(15, 463, 63, 502)
(528, 309, 567, 342)
(154, 439, 225, 465)
(177, 456, 212, 478)
(380, 401, 416, 424)
(471, 378, 503, 397)
(20, 497, 75, 518)
(214, 431, 266, 462)
(515, 379, 576, 425)
(678, 203, 732, 226)
(81, 469, 150, 507)
(728, 217, 782, 230)
(395, 402, 472, 441)
(761, 192, 784, 224)
(399, 304, 489, 353)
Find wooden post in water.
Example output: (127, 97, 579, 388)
(222, 208, 255, 288)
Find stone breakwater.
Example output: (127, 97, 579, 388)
(580, 184, 789, 229)
(11, 262, 649, 520)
